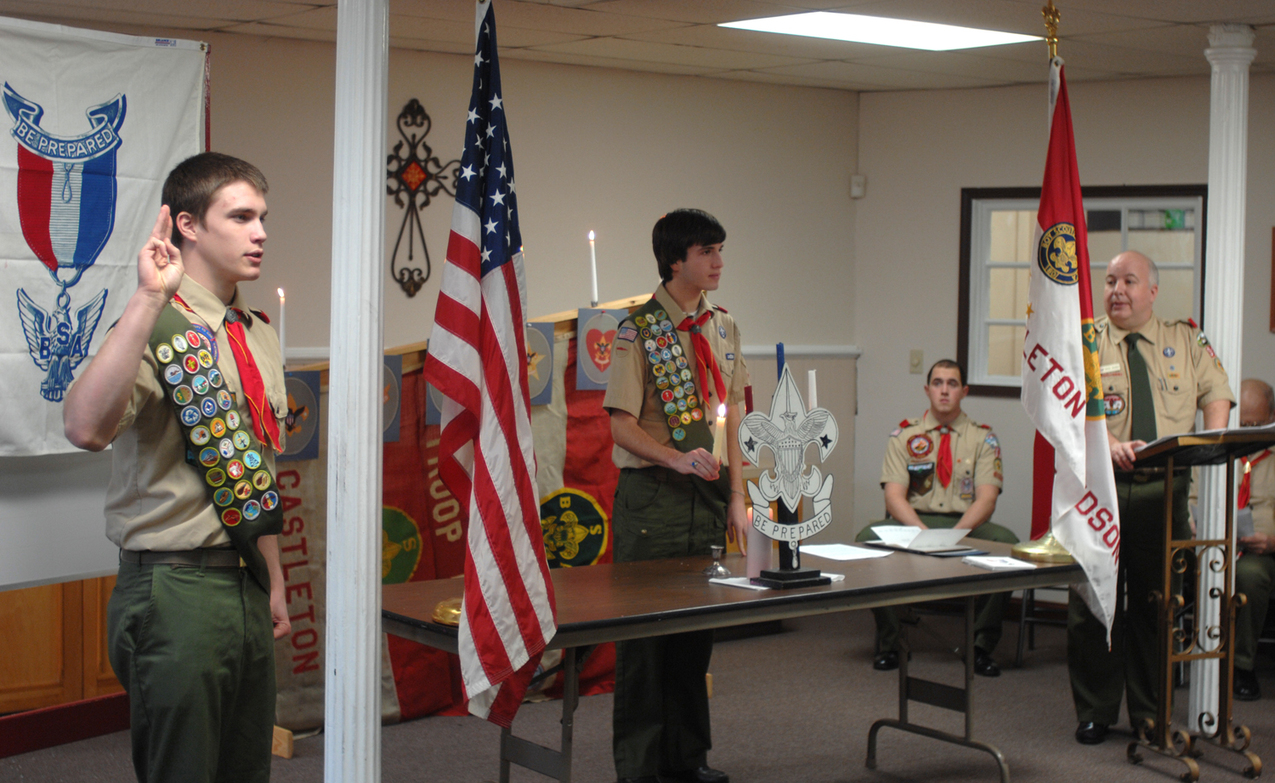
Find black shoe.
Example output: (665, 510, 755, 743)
(973, 647, 1001, 677)
(1235, 668, 1261, 701)
(661, 767, 729, 783)
(873, 651, 899, 671)
(1075, 722, 1109, 744)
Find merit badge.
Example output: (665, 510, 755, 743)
(668, 415, 681, 428)
(907, 434, 933, 459)
(233, 430, 252, 450)
(181, 406, 201, 426)
(672, 427, 686, 441)
(225, 410, 241, 430)
(1104, 394, 1125, 416)
(202, 398, 219, 418)
(208, 369, 223, 388)
(213, 487, 233, 507)
(261, 491, 279, 511)
(253, 470, 272, 490)
(185, 329, 201, 349)
(691, 408, 703, 421)
(163, 364, 184, 385)
(171, 334, 188, 353)
(654, 309, 667, 321)
(221, 508, 241, 527)
(172, 386, 193, 405)
(656, 335, 668, 349)
(219, 438, 235, 459)
(205, 468, 226, 487)
(183, 355, 199, 373)
(664, 402, 677, 415)
(218, 390, 233, 410)
(675, 356, 688, 369)
(671, 344, 682, 357)
(687, 394, 698, 408)
(640, 328, 653, 340)
(648, 351, 661, 364)
(192, 375, 210, 396)
(244, 450, 262, 469)
(676, 398, 687, 412)
(156, 344, 174, 363)
(635, 315, 648, 327)
(664, 361, 677, 375)
(653, 364, 666, 377)
(1163, 346, 1175, 358)
(192, 324, 217, 361)
(680, 369, 692, 381)
(197, 349, 214, 369)
(190, 426, 211, 446)
(673, 385, 685, 399)
(210, 418, 227, 438)
(227, 460, 245, 480)
(199, 447, 220, 467)
(644, 339, 656, 352)
(661, 389, 675, 402)
(680, 412, 692, 425)
(242, 500, 261, 521)
(661, 349, 672, 361)
(234, 480, 253, 500)
(655, 376, 669, 389)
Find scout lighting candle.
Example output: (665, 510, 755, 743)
(807, 369, 817, 409)
(277, 288, 286, 368)
(588, 230, 598, 307)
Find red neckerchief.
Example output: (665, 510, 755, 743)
(676, 309, 727, 410)
(1240, 449, 1272, 509)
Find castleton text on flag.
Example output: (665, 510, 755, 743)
(0, 17, 205, 455)
(421, 0, 557, 728)
(1021, 57, 1120, 635)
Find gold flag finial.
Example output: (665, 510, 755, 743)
(1042, 1, 1060, 59)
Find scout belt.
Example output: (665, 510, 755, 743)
(629, 296, 730, 506)
(149, 304, 282, 590)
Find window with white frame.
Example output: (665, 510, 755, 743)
(958, 186, 1206, 395)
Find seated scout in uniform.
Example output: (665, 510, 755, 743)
(1233, 378, 1275, 701)
(855, 359, 1018, 676)
(64, 153, 289, 783)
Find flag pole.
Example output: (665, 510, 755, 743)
(1013, 0, 1075, 565)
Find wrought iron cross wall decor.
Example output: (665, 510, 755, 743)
(386, 99, 461, 297)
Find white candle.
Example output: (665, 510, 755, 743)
(712, 403, 727, 460)
(807, 369, 817, 409)
(588, 230, 598, 307)
(277, 287, 286, 368)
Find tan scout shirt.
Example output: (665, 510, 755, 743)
(880, 410, 1003, 515)
(603, 284, 749, 470)
(1246, 451, 1275, 538)
(1096, 314, 1234, 443)
(102, 276, 288, 550)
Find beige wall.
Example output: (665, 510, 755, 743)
(854, 73, 1275, 541)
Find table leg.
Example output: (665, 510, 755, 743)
(498, 647, 583, 783)
(866, 596, 1010, 783)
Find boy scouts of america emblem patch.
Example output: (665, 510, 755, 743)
(6, 83, 125, 402)
(1038, 222, 1079, 285)
(540, 488, 609, 568)
(907, 434, 933, 458)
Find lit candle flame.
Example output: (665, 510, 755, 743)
(588, 230, 595, 241)
(277, 287, 285, 302)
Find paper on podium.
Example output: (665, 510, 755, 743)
(868, 526, 972, 553)
(799, 543, 893, 561)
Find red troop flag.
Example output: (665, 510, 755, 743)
(422, 0, 557, 726)
(1021, 58, 1120, 635)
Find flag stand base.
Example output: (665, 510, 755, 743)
(1012, 532, 1074, 564)
(752, 567, 831, 589)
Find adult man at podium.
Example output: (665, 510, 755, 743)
(603, 209, 750, 783)
(1070, 251, 1233, 745)
(855, 359, 1018, 677)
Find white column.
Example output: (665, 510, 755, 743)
(325, 0, 387, 781)
(1190, 23, 1254, 737)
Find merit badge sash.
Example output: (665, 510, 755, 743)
(630, 298, 730, 506)
(149, 304, 282, 589)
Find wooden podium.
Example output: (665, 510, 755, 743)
(1127, 426, 1275, 780)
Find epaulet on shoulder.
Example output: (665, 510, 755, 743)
(713, 303, 728, 314)
(898, 418, 911, 429)
(251, 309, 271, 324)
(979, 423, 991, 429)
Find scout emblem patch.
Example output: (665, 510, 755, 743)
(149, 304, 281, 589)
(907, 434, 933, 459)
(1104, 393, 1125, 416)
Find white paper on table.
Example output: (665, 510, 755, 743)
(961, 555, 1037, 571)
(799, 543, 893, 561)
(871, 525, 969, 550)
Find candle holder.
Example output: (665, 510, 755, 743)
(702, 545, 731, 578)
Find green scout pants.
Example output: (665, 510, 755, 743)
(109, 556, 276, 783)
(612, 467, 726, 779)
(1068, 474, 1188, 727)
(1234, 552, 1275, 671)
(855, 513, 1020, 654)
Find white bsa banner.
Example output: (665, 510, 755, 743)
(0, 17, 206, 456)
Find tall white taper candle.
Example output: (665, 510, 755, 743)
(277, 288, 287, 369)
(588, 230, 598, 307)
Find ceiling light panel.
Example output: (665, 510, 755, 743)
(720, 11, 1040, 52)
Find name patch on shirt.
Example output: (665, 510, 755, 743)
(1100, 363, 1123, 376)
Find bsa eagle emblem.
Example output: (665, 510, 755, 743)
(738, 364, 839, 542)
(1038, 222, 1079, 286)
(5, 83, 125, 402)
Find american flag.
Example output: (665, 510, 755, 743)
(422, 0, 556, 727)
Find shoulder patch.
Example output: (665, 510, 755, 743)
(889, 427, 902, 438)
(617, 326, 638, 343)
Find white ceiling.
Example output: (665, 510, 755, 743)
(4, 0, 1275, 91)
